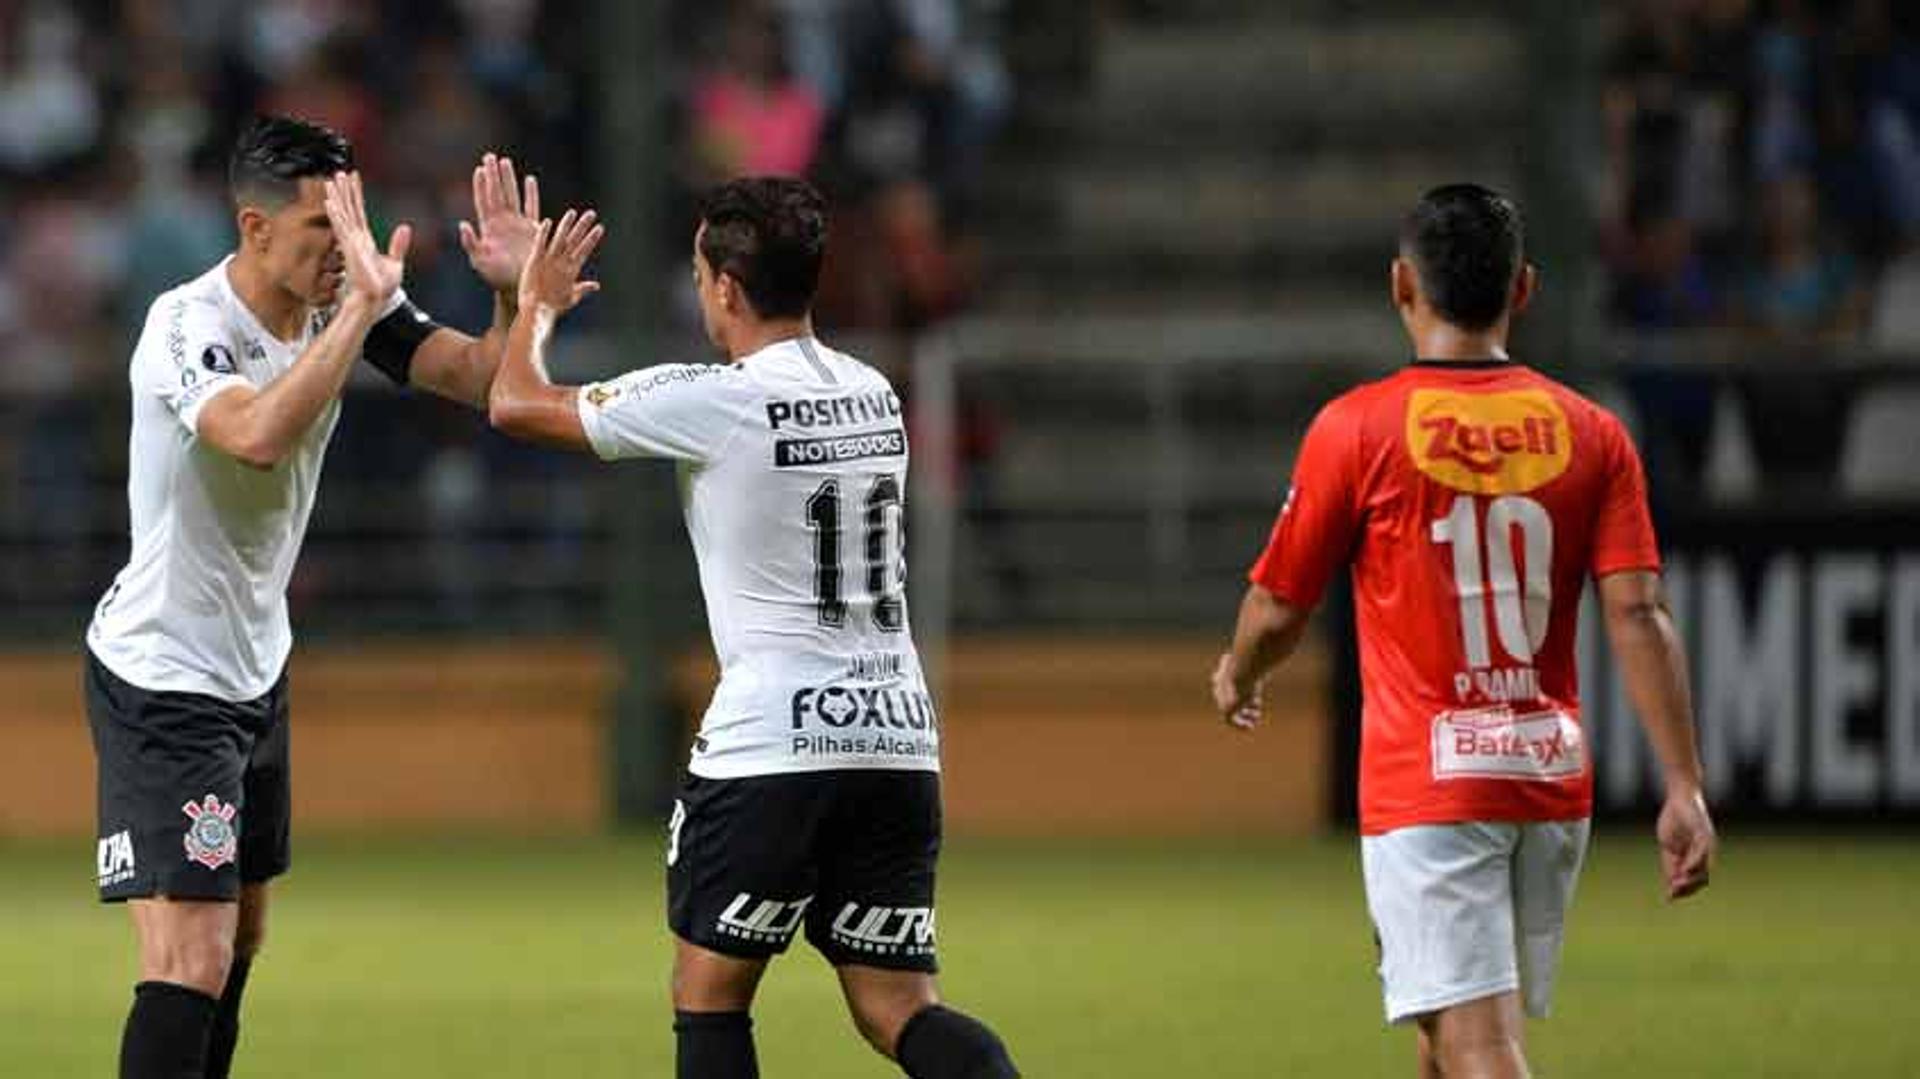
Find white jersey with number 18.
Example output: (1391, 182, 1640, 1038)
(577, 336, 938, 779)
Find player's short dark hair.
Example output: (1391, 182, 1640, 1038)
(697, 177, 829, 319)
(228, 116, 354, 209)
(1400, 184, 1525, 331)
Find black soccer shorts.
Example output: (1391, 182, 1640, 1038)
(666, 769, 942, 972)
(84, 649, 292, 902)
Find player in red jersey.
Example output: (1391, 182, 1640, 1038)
(1211, 185, 1715, 1078)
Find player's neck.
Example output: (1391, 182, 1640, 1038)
(725, 317, 814, 364)
(1407, 318, 1512, 365)
(225, 253, 308, 342)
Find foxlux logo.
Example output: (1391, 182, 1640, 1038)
(97, 831, 136, 887)
(829, 903, 935, 958)
(792, 686, 937, 731)
(716, 893, 811, 945)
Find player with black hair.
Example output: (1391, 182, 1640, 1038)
(84, 115, 543, 1079)
(487, 176, 1020, 1079)
(1212, 184, 1716, 1077)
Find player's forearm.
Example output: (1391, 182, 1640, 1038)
(1226, 585, 1311, 694)
(424, 291, 517, 410)
(223, 296, 380, 468)
(1606, 598, 1706, 794)
(487, 302, 585, 446)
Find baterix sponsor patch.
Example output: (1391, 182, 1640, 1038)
(774, 428, 907, 467)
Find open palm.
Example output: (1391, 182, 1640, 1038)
(460, 153, 541, 293)
(324, 171, 408, 305)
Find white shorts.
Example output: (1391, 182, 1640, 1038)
(1361, 819, 1590, 1025)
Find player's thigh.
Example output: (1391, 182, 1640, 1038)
(129, 896, 240, 994)
(235, 882, 271, 959)
(86, 652, 252, 905)
(666, 773, 834, 967)
(1511, 818, 1590, 1019)
(1362, 822, 1522, 1025)
(804, 770, 940, 974)
(836, 963, 941, 1055)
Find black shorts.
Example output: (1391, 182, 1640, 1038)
(667, 769, 941, 972)
(84, 649, 292, 903)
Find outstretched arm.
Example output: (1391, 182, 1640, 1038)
(401, 154, 542, 409)
(1211, 584, 1314, 730)
(1599, 568, 1715, 900)
(198, 172, 407, 469)
(488, 208, 605, 450)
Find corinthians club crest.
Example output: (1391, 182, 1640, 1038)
(181, 794, 238, 870)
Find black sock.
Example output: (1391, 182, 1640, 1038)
(120, 981, 218, 1079)
(895, 1005, 1019, 1079)
(675, 1010, 759, 1079)
(203, 957, 252, 1079)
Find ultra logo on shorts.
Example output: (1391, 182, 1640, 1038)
(181, 794, 238, 870)
(1405, 389, 1572, 495)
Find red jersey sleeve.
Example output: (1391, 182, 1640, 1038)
(1249, 400, 1361, 609)
(1589, 411, 1663, 578)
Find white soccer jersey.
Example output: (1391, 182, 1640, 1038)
(577, 336, 939, 779)
(87, 257, 404, 702)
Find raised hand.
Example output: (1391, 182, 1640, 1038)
(459, 153, 541, 294)
(323, 171, 409, 308)
(518, 208, 605, 316)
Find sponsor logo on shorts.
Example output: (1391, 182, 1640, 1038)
(1405, 389, 1572, 495)
(715, 893, 811, 945)
(97, 830, 136, 887)
(828, 902, 935, 959)
(1431, 707, 1585, 782)
(774, 428, 907, 468)
(583, 382, 621, 409)
(181, 794, 239, 870)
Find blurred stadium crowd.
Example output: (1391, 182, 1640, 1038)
(1602, 0, 1920, 346)
(0, 0, 1010, 631)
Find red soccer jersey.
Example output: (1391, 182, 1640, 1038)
(1249, 361, 1661, 835)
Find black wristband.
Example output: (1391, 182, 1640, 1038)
(361, 298, 441, 386)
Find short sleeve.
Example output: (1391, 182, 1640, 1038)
(575, 363, 755, 463)
(138, 295, 253, 435)
(1590, 411, 1663, 578)
(1248, 399, 1362, 610)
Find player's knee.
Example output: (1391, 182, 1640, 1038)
(671, 956, 759, 1013)
(141, 929, 234, 996)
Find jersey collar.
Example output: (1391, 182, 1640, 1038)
(1409, 357, 1519, 369)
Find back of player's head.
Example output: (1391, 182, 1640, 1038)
(1399, 184, 1525, 331)
(697, 177, 828, 320)
(228, 116, 354, 209)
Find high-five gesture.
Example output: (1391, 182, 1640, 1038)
(518, 209, 605, 316)
(459, 153, 541, 293)
(323, 170, 409, 308)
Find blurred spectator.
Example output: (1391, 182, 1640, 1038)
(1735, 171, 1870, 340)
(686, 1, 826, 184)
(0, 3, 100, 177)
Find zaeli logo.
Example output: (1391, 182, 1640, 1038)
(1405, 388, 1573, 495)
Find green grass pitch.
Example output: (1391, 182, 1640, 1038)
(4, 832, 1915, 1076)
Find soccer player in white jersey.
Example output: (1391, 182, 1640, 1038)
(83, 116, 541, 1079)
(486, 179, 1020, 1079)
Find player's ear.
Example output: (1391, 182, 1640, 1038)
(1511, 263, 1539, 317)
(236, 206, 272, 254)
(1390, 257, 1418, 312)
